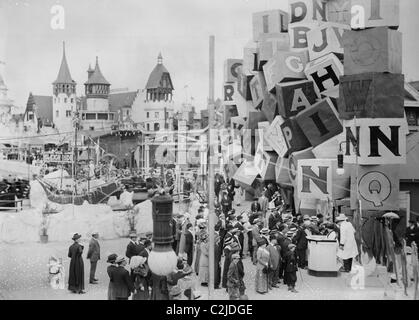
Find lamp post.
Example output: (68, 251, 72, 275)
(336, 121, 363, 265)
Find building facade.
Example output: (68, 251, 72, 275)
(132, 53, 175, 131)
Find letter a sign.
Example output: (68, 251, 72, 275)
(297, 159, 333, 200)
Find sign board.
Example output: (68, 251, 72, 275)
(224, 59, 243, 83)
(350, 0, 399, 29)
(297, 158, 334, 200)
(276, 156, 291, 185)
(305, 53, 343, 98)
(249, 72, 267, 110)
(289, 22, 321, 51)
(326, 0, 351, 25)
(253, 9, 289, 41)
(338, 73, 405, 119)
(288, 148, 315, 185)
(261, 90, 279, 123)
(262, 50, 308, 91)
(307, 22, 350, 60)
(339, 118, 408, 165)
(237, 70, 254, 101)
(280, 117, 311, 153)
(258, 121, 274, 152)
(289, 0, 328, 24)
(343, 27, 402, 75)
(265, 116, 289, 157)
(295, 97, 343, 148)
(351, 164, 400, 211)
(276, 79, 318, 118)
(257, 33, 291, 70)
(233, 160, 259, 189)
(44, 152, 73, 163)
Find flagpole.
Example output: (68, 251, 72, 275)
(208, 35, 215, 300)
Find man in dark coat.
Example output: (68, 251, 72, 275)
(68, 233, 85, 294)
(268, 210, 282, 230)
(87, 231, 100, 284)
(233, 216, 245, 258)
(214, 232, 222, 289)
(184, 223, 194, 267)
(293, 222, 308, 269)
(267, 235, 281, 289)
(251, 199, 261, 213)
(111, 256, 134, 300)
(276, 224, 290, 280)
(139, 240, 152, 259)
(125, 232, 144, 261)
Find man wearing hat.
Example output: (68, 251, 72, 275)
(227, 253, 241, 300)
(251, 219, 264, 265)
(267, 235, 281, 289)
(284, 244, 298, 293)
(106, 254, 118, 300)
(336, 214, 358, 272)
(126, 232, 144, 262)
(87, 231, 100, 284)
(111, 256, 134, 300)
(184, 223, 194, 267)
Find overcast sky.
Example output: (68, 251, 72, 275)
(1, 0, 419, 113)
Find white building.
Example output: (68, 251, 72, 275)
(132, 53, 175, 131)
(80, 57, 116, 131)
(52, 42, 77, 133)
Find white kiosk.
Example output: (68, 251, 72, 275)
(307, 235, 339, 277)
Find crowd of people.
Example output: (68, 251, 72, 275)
(62, 171, 419, 300)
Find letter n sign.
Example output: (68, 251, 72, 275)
(297, 159, 333, 200)
(340, 118, 407, 165)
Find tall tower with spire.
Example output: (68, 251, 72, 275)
(132, 53, 175, 130)
(52, 42, 76, 133)
(84, 56, 110, 112)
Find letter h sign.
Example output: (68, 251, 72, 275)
(297, 159, 333, 200)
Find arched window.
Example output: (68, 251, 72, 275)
(154, 123, 160, 131)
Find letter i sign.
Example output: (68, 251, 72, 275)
(51, 5, 65, 30)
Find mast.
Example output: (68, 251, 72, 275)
(207, 35, 215, 300)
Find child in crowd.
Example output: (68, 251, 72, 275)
(284, 244, 298, 293)
(47, 256, 65, 290)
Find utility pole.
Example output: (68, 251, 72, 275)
(208, 35, 215, 300)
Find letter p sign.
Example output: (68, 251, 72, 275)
(51, 5, 65, 30)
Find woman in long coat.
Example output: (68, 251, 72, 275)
(68, 233, 85, 294)
(222, 239, 240, 289)
(198, 234, 209, 285)
(255, 239, 270, 294)
(106, 254, 118, 300)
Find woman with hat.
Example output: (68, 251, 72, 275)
(255, 238, 270, 294)
(227, 253, 241, 300)
(222, 238, 240, 289)
(106, 254, 118, 300)
(336, 214, 358, 272)
(68, 233, 85, 294)
(198, 232, 210, 286)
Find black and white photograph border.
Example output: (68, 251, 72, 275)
(0, 0, 418, 302)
